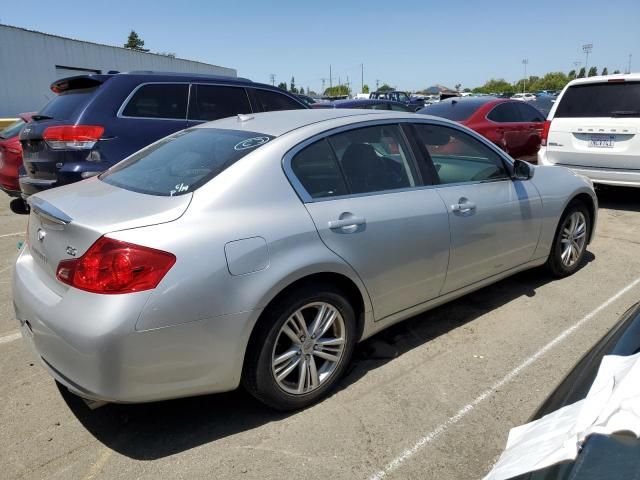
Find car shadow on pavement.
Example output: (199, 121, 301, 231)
(596, 185, 640, 213)
(59, 256, 594, 460)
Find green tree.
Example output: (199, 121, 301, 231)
(613, 69, 621, 74)
(568, 69, 576, 79)
(601, 67, 608, 76)
(290, 76, 297, 94)
(577, 67, 586, 78)
(454, 83, 462, 91)
(588, 66, 598, 77)
(124, 30, 149, 51)
(323, 85, 350, 97)
(362, 84, 370, 94)
(463, 88, 471, 93)
(277, 82, 287, 91)
(377, 83, 393, 92)
(472, 78, 513, 94)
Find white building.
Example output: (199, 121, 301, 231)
(0, 24, 237, 117)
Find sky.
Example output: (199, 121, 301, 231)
(1, 0, 639, 93)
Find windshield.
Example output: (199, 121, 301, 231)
(0, 119, 26, 139)
(100, 128, 275, 196)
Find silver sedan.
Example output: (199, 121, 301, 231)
(13, 109, 597, 410)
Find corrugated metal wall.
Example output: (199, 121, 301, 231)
(0, 25, 237, 117)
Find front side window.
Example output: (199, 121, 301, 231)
(101, 128, 273, 196)
(327, 124, 417, 194)
(291, 139, 348, 199)
(188, 85, 251, 121)
(252, 89, 305, 112)
(414, 124, 509, 184)
(122, 83, 188, 119)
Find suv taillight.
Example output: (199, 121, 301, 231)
(56, 237, 176, 294)
(43, 125, 104, 150)
(541, 120, 551, 146)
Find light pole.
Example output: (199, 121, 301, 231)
(582, 44, 593, 76)
(522, 58, 528, 93)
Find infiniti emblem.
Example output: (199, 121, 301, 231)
(37, 228, 46, 242)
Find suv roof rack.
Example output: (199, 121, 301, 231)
(123, 71, 253, 82)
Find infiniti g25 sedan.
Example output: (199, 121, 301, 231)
(13, 110, 597, 410)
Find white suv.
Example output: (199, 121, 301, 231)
(512, 93, 536, 101)
(538, 73, 640, 187)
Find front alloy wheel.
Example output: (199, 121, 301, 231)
(559, 211, 587, 267)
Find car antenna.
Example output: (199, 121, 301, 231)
(237, 114, 254, 122)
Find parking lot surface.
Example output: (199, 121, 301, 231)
(1, 187, 639, 480)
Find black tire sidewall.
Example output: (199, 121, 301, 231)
(548, 202, 591, 277)
(247, 285, 356, 410)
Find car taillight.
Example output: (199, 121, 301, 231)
(43, 125, 104, 150)
(541, 120, 551, 146)
(56, 237, 176, 294)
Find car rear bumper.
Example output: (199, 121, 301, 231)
(539, 151, 640, 188)
(13, 246, 259, 403)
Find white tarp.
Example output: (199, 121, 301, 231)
(484, 352, 640, 480)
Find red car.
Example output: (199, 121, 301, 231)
(419, 97, 546, 162)
(0, 113, 34, 197)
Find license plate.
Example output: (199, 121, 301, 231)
(588, 134, 615, 148)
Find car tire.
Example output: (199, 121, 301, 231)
(546, 201, 591, 278)
(243, 283, 356, 411)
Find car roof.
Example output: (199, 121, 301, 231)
(429, 96, 504, 108)
(331, 99, 405, 107)
(193, 109, 424, 137)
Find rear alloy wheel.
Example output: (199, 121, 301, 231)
(243, 285, 356, 410)
(547, 202, 590, 277)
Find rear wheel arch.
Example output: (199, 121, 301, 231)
(566, 192, 596, 243)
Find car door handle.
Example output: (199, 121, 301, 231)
(328, 216, 366, 229)
(451, 202, 476, 213)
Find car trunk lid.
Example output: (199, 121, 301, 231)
(26, 177, 191, 295)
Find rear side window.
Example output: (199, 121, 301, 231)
(327, 125, 417, 194)
(420, 101, 479, 121)
(100, 128, 273, 196)
(188, 85, 251, 121)
(517, 102, 546, 122)
(252, 89, 305, 112)
(487, 103, 522, 122)
(122, 83, 188, 119)
(291, 139, 348, 199)
(390, 103, 413, 112)
(555, 82, 640, 118)
(39, 88, 97, 121)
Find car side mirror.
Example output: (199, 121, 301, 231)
(513, 159, 534, 180)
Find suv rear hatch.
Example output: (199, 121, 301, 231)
(26, 178, 191, 296)
(546, 80, 640, 170)
(20, 75, 110, 183)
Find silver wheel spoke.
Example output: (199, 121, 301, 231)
(282, 325, 302, 345)
(275, 356, 301, 382)
(313, 349, 340, 363)
(316, 337, 345, 347)
(273, 347, 299, 366)
(308, 355, 319, 389)
(297, 358, 308, 393)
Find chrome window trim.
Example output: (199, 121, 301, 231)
(116, 82, 191, 121)
(282, 117, 517, 203)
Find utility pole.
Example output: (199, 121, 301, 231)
(627, 54, 633, 74)
(376, 79, 380, 90)
(361, 63, 364, 93)
(522, 58, 528, 93)
(346, 75, 350, 95)
(321, 78, 326, 94)
(329, 65, 332, 90)
(269, 74, 275, 86)
(582, 43, 593, 75)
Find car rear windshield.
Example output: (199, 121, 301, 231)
(39, 88, 99, 121)
(0, 119, 25, 139)
(419, 101, 479, 121)
(555, 81, 640, 118)
(100, 128, 275, 196)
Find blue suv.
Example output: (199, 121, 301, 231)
(19, 72, 307, 199)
